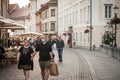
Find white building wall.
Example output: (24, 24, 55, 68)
(30, 0, 36, 32)
(58, 0, 115, 48)
(25, 19, 30, 32)
(13, 20, 25, 35)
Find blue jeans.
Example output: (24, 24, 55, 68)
(57, 48, 63, 61)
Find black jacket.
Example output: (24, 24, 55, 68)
(56, 40, 64, 48)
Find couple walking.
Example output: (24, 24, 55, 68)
(17, 35, 64, 80)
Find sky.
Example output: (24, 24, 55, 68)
(10, 0, 30, 8)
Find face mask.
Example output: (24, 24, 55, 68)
(41, 39, 46, 43)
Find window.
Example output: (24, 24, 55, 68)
(84, 7, 86, 21)
(88, 6, 90, 20)
(45, 10, 47, 19)
(104, 4, 112, 18)
(73, 33, 75, 40)
(88, 33, 90, 42)
(66, 15, 68, 25)
(80, 32, 82, 42)
(76, 33, 78, 41)
(80, 9, 82, 22)
(42, 24, 44, 32)
(50, 22, 55, 31)
(76, 11, 78, 24)
(42, 12, 45, 20)
(51, 9, 55, 17)
(73, 12, 74, 24)
(64, 15, 66, 25)
(69, 13, 71, 24)
(84, 33, 86, 42)
(45, 23, 48, 32)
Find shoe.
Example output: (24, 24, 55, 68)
(59, 60, 62, 62)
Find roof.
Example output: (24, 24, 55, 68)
(48, 0, 57, 3)
(39, 0, 57, 12)
(10, 7, 30, 20)
(26, 14, 30, 19)
(9, 4, 20, 14)
(35, 9, 41, 15)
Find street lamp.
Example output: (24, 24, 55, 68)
(90, 0, 93, 50)
(110, 5, 120, 47)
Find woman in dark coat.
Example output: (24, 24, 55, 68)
(17, 40, 34, 80)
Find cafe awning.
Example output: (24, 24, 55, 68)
(0, 26, 24, 30)
(0, 16, 25, 30)
(0, 19, 16, 27)
(21, 32, 43, 36)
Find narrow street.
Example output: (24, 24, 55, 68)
(0, 48, 92, 80)
(1, 48, 120, 80)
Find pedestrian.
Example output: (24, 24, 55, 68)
(29, 38, 32, 47)
(47, 36, 56, 57)
(16, 39, 20, 48)
(34, 35, 54, 80)
(67, 38, 71, 47)
(17, 40, 34, 80)
(56, 36, 65, 62)
(33, 36, 42, 48)
(8, 38, 11, 48)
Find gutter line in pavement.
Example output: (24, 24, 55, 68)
(73, 49, 99, 80)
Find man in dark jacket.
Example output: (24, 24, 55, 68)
(56, 36, 64, 62)
(34, 35, 54, 80)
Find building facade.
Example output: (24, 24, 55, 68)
(0, 0, 25, 47)
(39, 0, 58, 35)
(35, 10, 41, 33)
(29, 0, 49, 32)
(0, 0, 9, 41)
(9, 4, 30, 35)
(114, 0, 120, 47)
(58, 0, 120, 49)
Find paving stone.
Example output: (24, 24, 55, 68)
(0, 48, 93, 80)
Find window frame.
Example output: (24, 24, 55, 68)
(104, 4, 113, 19)
(50, 21, 56, 31)
(51, 9, 55, 17)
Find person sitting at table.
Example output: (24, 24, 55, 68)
(0, 44, 7, 67)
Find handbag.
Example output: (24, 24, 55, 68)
(50, 63, 59, 76)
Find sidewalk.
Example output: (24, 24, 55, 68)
(73, 48, 120, 80)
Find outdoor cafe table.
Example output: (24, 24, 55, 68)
(5, 48, 18, 59)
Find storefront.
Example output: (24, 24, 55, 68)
(0, 16, 25, 47)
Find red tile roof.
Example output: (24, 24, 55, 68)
(9, 4, 20, 14)
(10, 7, 30, 19)
(26, 13, 30, 19)
(41, 4, 47, 7)
(39, 0, 57, 12)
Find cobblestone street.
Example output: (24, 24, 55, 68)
(0, 48, 93, 80)
(1, 48, 120, 80)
